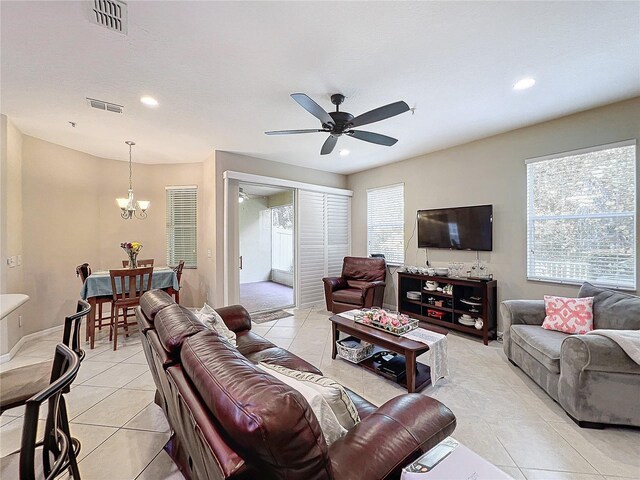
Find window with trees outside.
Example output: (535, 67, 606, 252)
(367, 183, 405, 264)
(526, 140, 636, 290)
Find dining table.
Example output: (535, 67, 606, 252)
(80, 266, 179, 348)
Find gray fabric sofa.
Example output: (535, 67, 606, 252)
(501, 282, 640, 428)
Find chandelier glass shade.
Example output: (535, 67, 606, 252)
(117, 141, 149, 219)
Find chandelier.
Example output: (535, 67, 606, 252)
(116, 141, 150, 219)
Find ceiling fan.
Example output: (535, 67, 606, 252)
(265, 93, 410, 155)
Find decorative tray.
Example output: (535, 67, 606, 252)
(354, 310, 418, 336)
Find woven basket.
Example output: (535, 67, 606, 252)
(336, 336, 374, 363)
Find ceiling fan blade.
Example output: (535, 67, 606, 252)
(349, 101, 410, 128)
(321, 135, 338, 155)
(291, 93, 334, 126)
(265, 129, 325, 135)
(348, 130, 398, 146)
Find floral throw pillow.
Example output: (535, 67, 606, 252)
(541, 295, 594, 334)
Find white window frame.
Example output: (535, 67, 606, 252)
(526, 140, 636, 290)
(166, 186, 198, 269)
(367, 183, 405, 265)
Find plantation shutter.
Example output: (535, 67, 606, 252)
(298, 190, 326, 307)
(327, 194, 351, 277)
(367, 184, 405, 264)
(526, 141, 636, 289)
(297, 190, 351, 308)
(166, 186, 197, 268)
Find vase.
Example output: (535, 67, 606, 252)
(127, 251, 138, 268)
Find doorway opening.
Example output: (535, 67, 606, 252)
(238, 183, 295, 313)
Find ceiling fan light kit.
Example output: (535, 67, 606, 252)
(265, 92, 410, 155)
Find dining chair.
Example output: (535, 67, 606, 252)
(76, 262, 112, 341)
(109, 267, 153, 350)
(168, 260, 185, 303)
(121, 258, 154, 267)
(16, 343, 81, 480)
(0, 300, 90, 416)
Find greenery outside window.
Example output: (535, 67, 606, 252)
(526, 141, 636, 290)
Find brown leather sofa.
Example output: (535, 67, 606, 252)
(323, 256, 387, 314)
(136, 290, 456, 480)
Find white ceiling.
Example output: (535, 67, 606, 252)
(1, 1, 638, 175)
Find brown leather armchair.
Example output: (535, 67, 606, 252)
(323, 256, 386, 313)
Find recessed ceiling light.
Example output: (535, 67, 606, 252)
(339, 149, 350, 156)
(513, 78, 536, 91)
(140, 95, 159, 107)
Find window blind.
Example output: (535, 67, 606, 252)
(367, 184, 404, 264)
(526, 141, 636, 290)
(166, 186, 197, 268)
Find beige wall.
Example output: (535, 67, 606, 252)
(19, 135, 205, 337)
(347, 98, 640, 332)
(200, 154, 216, 305)
(1, 117, 24, 295)
(1, 116, 26, 354)
(211, 151, 347, 305)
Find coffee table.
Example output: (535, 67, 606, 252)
(330, 314, 447, 393)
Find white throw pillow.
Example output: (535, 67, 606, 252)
(255, 364, 347, 445)
(258, 362, 360, 430)
(195, 303, 237, 347)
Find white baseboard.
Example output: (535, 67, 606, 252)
(0, 324, 64, 364)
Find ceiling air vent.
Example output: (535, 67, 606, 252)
(90, 0, 128, 35)
(86, 97, 124, 114)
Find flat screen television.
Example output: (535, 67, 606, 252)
(417, 205, 493, 251)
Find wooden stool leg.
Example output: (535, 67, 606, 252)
(98, 303, 103, 331)
(89, 299, 96, 350)
(113, 307, 118, 351)
(109, 308, 114, 342)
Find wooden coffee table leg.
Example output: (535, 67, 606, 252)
(406, 350, 417, 393)
(331, 322, 338, 359)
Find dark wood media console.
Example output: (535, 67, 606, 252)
(397, 272, 497, 345)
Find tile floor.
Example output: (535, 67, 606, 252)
(1, 307, 639, 480)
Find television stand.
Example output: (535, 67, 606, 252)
(397, 272, 497, 345)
